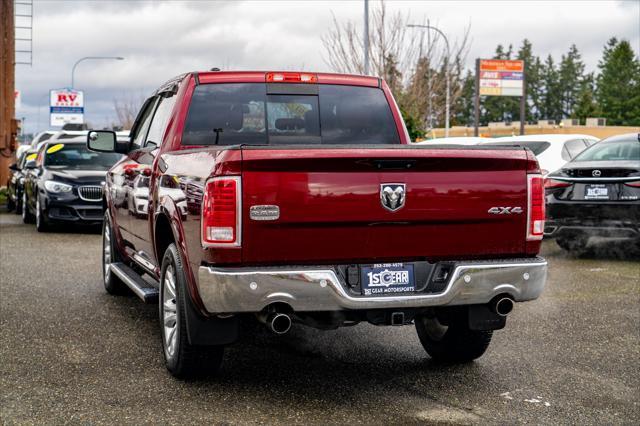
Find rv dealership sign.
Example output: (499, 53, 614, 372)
(50, 89, 84, 126)
(478, 60, 524, 97)
(474, 59, 526, 136)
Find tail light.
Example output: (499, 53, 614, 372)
(201, 177, 241, 247)
(624, 181, 640, 188)
(544, 178, 571, 189)
(527, 174, 545, 241)
(266, 72, 318, 83)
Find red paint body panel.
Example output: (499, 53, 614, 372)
(240, 148, 529, 265)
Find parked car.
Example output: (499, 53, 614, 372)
(544, 133, 640, 252)
(6, 149, 37, 213)
(414, 136, 489, 146)
(22, 137, 123, 231)
(481, 134, 599, 175)
(87, 70, 547, 378)
(30, 130, 57, 149)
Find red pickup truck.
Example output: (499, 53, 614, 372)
(87, 71, 547, 378)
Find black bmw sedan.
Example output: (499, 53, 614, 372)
(22, 138, 123, 232)
(544, 133, 640, 253)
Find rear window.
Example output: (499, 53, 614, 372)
(182, 83, 400, 145)
(572, 139, 640, 162)
(484, 141, 551, 155)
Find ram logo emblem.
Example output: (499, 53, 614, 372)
(380, 184, 406, 212)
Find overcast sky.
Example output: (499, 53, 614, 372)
(15, 0, 640, 134)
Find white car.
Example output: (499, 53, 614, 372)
(413, 137, 490, 146)
(479, 134, 599, 175)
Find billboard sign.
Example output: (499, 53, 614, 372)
(478, 60, 524, 97)
(50, 89, 84, 126)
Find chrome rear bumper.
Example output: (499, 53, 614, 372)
(196, 258, 547, 314)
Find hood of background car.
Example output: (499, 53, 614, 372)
(46, 169, 107, 184)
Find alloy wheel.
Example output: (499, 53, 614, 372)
(162, 265, 179, 360)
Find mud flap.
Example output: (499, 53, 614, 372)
(468, 305, 506, 331)
(184, 289, 240, 346)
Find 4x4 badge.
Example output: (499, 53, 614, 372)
(380, 183, 406, 212)
(488, 206, 523, 215)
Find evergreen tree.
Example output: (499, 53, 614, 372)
(517, 39, 542, 122)
(558, 44, 585, 117)
(540, 55, 563, 121)
(596, 38, 640, 126)
(452, 70, 475, 126)
(573, 73, 600, 123)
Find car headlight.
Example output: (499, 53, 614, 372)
(44, 180, 73, 193)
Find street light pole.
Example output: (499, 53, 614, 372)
(71, 56, 124, 88)
(407, 24, 451, 137)
(363, 0, 370, 75)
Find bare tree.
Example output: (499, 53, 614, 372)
(322, 1, 471, 134)
(113, 93, 145, 130)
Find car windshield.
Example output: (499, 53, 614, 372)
(572, 139, 640, 162)
(43, 143, 123, 170)
(484, 141, 551, 155)
(182, 83, 400, 145)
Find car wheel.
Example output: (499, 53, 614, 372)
(35, 196, 51, 232)
(102, 213, 128, 295)
(415, 315, 493, 363)
(14, 191, 22, 215)
(160, 243, 224, 379)
(21, 192, 35, 224)
(556, 235, 589, 254)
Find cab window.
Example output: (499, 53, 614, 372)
(146, 94, 177, 148)
(130, 98, 159, 150)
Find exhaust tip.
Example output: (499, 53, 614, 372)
(268, 313, 292, 335)
(495, 297, 514, 317)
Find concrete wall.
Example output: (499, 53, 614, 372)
(427, 125, 640, 140)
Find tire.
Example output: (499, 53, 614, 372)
(21, 192, 35, 224)
(35, 196, 51, 232)
(160, 243, 224, 378)
(415, 315, 493, 363)
(14, 191, 22, 215)
(102, 213, 128, 295)
(556, 235, 589, 253)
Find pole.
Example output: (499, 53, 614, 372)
(1, 0, 17, 185)
(407, 24, 450, 137)
(520, 62, 526, 135)
(474, 59, 480, 137)
(363, 0, 369, 75)
(71, 56, 124, 88)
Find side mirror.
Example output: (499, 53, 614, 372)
(24, 160, 37, 170)
(8, 163, 19, 172)
(87, 130, 129, 154)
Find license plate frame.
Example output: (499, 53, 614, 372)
(361, 263, 415, 296)
(585, 184, 609, 200)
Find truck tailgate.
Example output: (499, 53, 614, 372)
(240, 147, 529, 264)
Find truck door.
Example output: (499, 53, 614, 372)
(109, 96, 158, 263)
(127, 92, 178, 270)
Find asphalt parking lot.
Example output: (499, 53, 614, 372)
(1, 211, 638, 425)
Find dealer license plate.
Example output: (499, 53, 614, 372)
(361, 263, 415, 296)
(585, 184, 609, 200)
